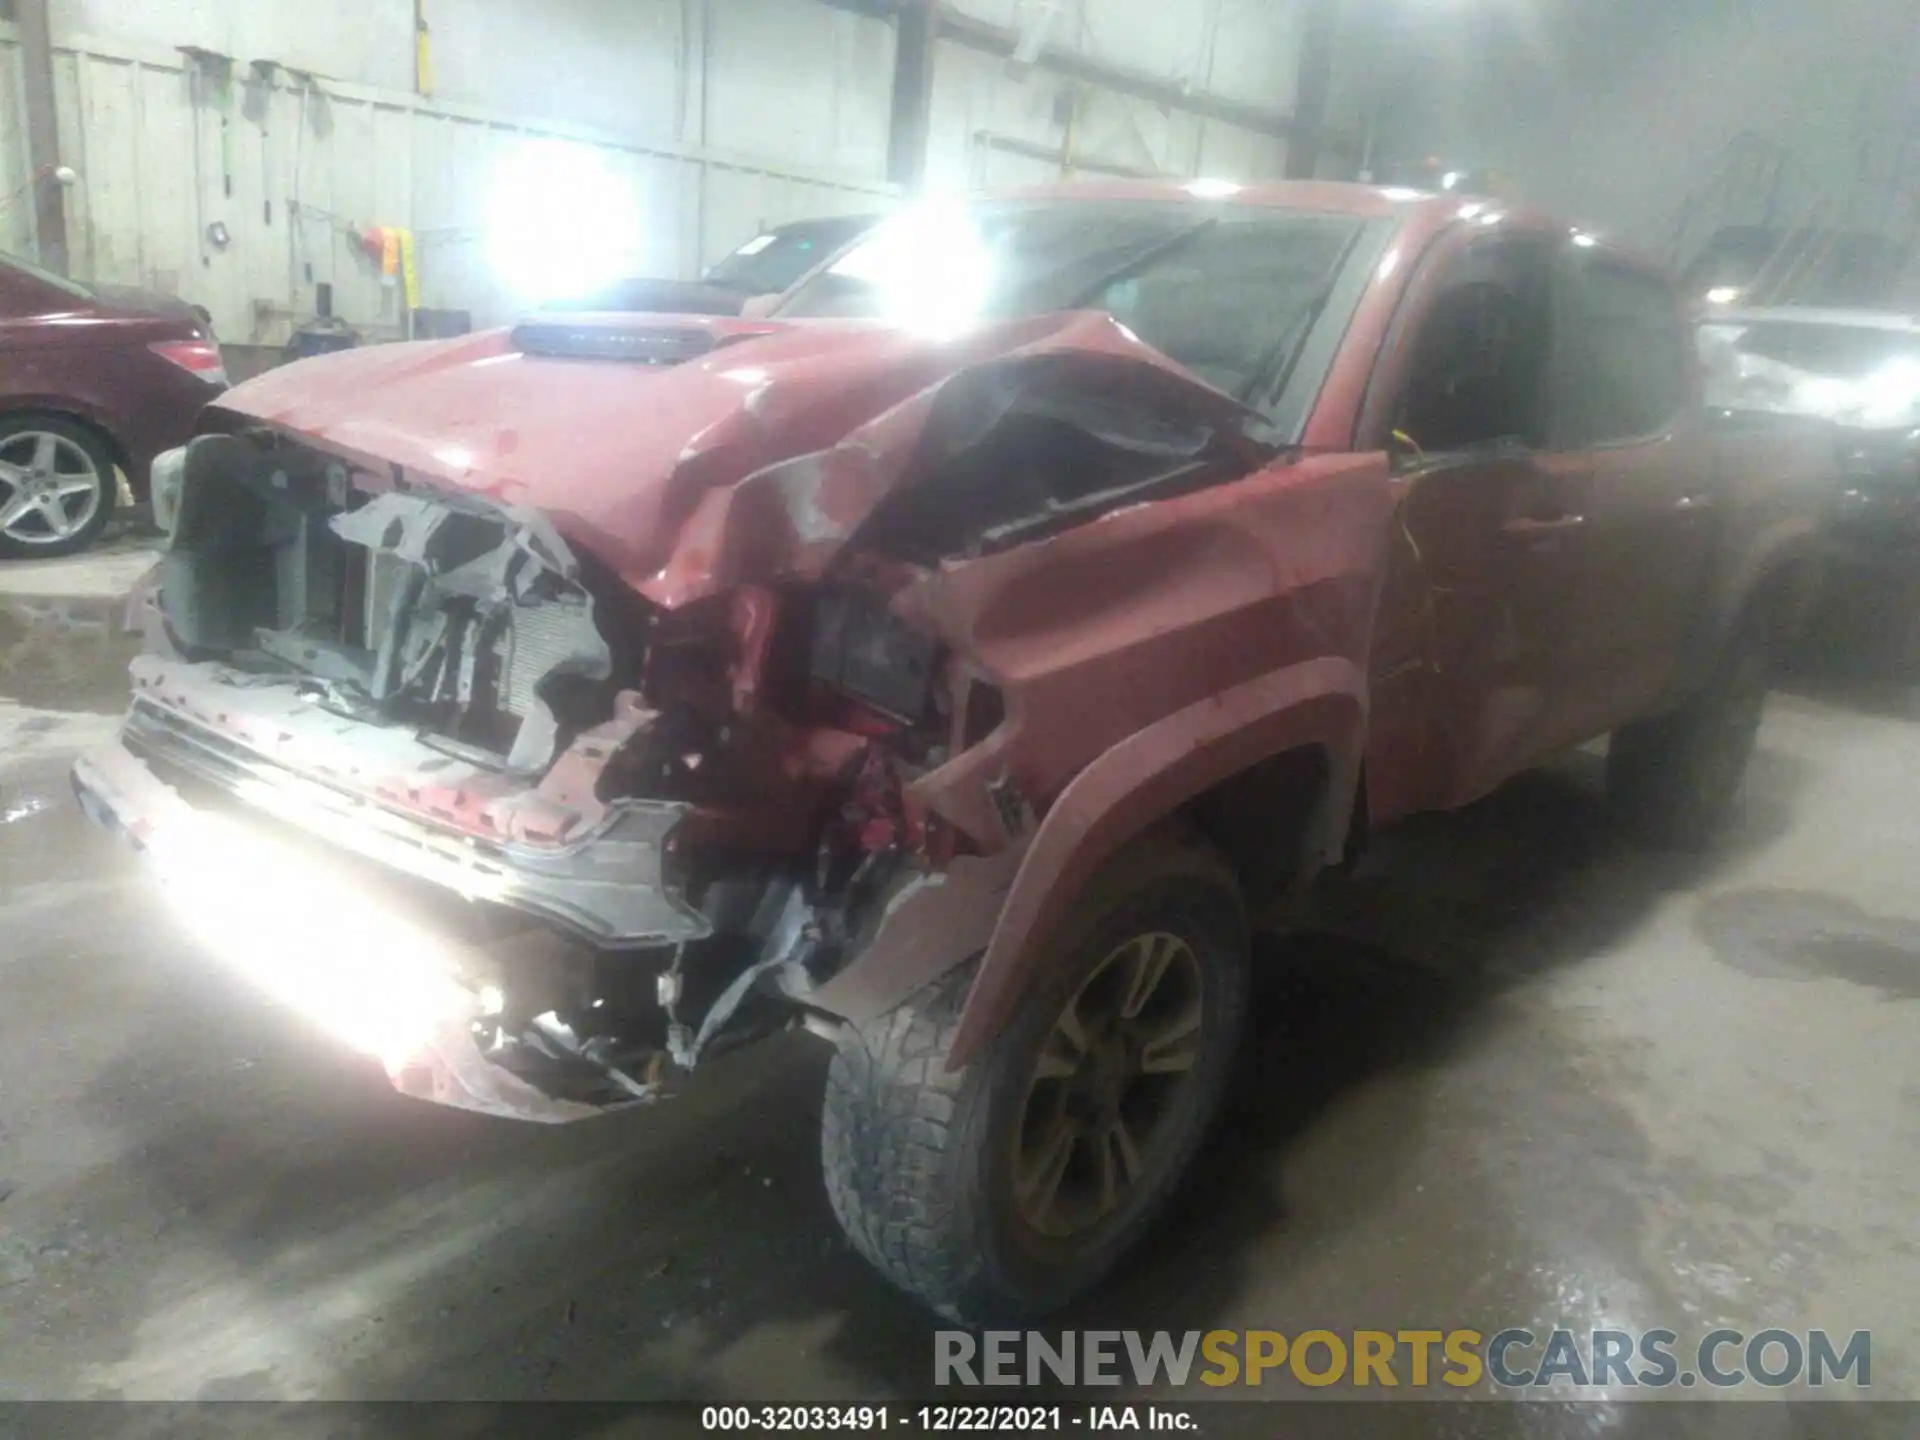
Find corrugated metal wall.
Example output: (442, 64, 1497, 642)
(2, 0, 1313, 346)
(0, 16, 901, 344)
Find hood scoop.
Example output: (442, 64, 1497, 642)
(509, 321, 727, 365)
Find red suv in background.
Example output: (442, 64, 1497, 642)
(0, 251, 227, 558)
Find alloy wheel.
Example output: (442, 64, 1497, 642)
(1013, 930, 1206, 1239)
(0, 431, 105, 546)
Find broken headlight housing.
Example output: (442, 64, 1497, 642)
(807, 588, 938, 724)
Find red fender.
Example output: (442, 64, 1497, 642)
(945, 655, 1368, 1068)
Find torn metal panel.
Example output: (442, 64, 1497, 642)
(329, 489, 584, 595)
(389, 1019, 618, 1124)
(102, 656, 708, 948)
(901, 450, 1396, 852)
(160, 439, 620, 780)
(808, 849, 1024, 1027)
(635, 311, 1277, 608)
(210, 304, 1275, 605)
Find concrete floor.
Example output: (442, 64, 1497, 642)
(0, 548, 1914, 1428)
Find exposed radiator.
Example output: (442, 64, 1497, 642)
(497, 597, 594, 718)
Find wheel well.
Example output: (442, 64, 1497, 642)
(1177, 744, 1332, 910)
(0, 406, 132, 487)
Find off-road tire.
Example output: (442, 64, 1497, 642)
(0, 413, 117, 560)
(820, 831, 1248, 1324)
(1607, 618, 1773, 849)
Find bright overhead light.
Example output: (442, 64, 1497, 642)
(1441, 171, 1464, 191)
(487, 138, 646, 306)
(1572, 231, 1597, 248)
(1185, 178, 1243, 200)
(149, 808, 473, 1073)
(830, 193, 994, 340)
(1857, 357, 1920, 427)
(1706, 286, 1743, 305)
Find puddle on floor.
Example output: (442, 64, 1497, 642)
(1696, 889, 1920, 1001)
(0, 595, 141, 715)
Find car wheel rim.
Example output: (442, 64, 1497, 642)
(1013, 930, 1205, 1239)
(0, 432, 103, 544)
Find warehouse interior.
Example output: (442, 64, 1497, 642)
(1, 0, 1917, 1425)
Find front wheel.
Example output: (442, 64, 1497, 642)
(820, 832, 1248, 1324)
(1607, 619, 1772, 849)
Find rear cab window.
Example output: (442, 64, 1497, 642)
(1559, 261, 1688, 445)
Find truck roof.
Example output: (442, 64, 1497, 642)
(1705, 305, 1920, 333)
(977, 178, 1652, 270)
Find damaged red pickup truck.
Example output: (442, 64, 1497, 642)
(73, 183, 1831, 1323)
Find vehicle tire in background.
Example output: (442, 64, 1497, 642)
(820, 832, 1249, 1324)
(0, 414, 117, 560)
(1607, 617, 1773, 849)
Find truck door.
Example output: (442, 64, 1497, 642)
(1368, 232, 1600, 815)
(1551, 254, 1715, 733)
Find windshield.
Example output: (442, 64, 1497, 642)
(776, 199, 1370, 412)
(704, 217, 877, 294)
(1699, 319, 1920, 427)
(1, 250, 94, 303)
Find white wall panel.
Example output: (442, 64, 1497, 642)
(431, 0, 684, 138)
(704, 0, 892, 187)
(2, 17, 897, 347)
(5, 0, 1309, 353)
(51, 0, 415, 91)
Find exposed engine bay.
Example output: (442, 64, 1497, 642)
(109, 433, 1016, 1117)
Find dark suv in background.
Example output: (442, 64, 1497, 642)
(543, 213, 880, 317)
(1699, 306, 1920, 663)
(0, 251, 227, 559)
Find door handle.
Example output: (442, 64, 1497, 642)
(1502, 513, 1587, 538)
(1676, 493, 1714, 512)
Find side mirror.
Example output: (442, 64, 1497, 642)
(739, 292, 781, 320)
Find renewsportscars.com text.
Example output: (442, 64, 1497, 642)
(935, 1328, 1872, 1392)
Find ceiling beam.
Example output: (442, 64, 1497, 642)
(819, 0, 1347, 152)
(974, 129, 1161, 179)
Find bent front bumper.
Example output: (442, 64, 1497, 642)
(70, 701, 697, 1124)
(86, 689, 709, 949)
(72, 737, 615, 1123)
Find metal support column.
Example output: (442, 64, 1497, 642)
(18, 0, 69, 273)
(1284, 0, 1339, 180)
(887, 0, 937, 190)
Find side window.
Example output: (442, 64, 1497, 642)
(1397, 241, 1552, 453)
(1564, 263, 1687, 444)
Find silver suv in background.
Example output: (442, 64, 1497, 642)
(1699, 307, 1920, 663)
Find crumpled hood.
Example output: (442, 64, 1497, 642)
(211, 311, 1268, 596)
